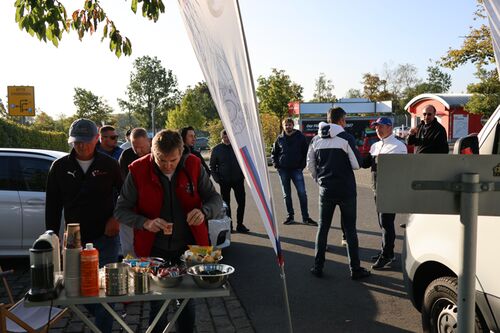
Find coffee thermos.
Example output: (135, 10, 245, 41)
(27, 237, 55, 301)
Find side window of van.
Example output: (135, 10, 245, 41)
(15, 157, 52, 192)
(0, 156, 16, 191)
(493, 123, 500, 154)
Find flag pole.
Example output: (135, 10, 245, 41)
(235, 1, 293, 331)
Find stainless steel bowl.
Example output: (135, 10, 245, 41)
(187, 264, 234, 289)
(150, 274, 184, 288)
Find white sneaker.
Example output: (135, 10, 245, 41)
(341, 239, 347, 247)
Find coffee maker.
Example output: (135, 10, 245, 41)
(26, 236, 61, 301)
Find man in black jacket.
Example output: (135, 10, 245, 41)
(407, 105, 449, 154)
(45, 118, 123, 333)
(181, 126, 210, 174)
(209, 129, 249, 233)
(272, 118, 317, 226)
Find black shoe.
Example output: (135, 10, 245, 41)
(236, 224, 250, 233)
(372, 256, 393, 270)
(303, 218, 318, 226)
(283, 217, 294, 225)
(310, 267, 323, 278)
(370, 253, 382, 262)
(351, 268, 371, 280)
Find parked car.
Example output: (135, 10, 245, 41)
(194, 137, 210, 151)
(0, 148, 67, 256)
(357, 129, 379, 158)
(403, 105, 500, 332)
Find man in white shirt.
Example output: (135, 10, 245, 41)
(362, 117, 407, 269)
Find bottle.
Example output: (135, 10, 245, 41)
(80, 243, 99, 296)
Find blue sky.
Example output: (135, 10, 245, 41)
(0, 0, 481, 118)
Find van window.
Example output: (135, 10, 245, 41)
(15, 157, 52, 192)
(493, 123, 500, 155)
(0, 156, 16, 191)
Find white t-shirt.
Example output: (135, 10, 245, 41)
(76, 158, 94, 174)
(369, 134, 407, 156)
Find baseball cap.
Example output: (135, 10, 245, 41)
(371, 117, 392, 127)
(68, 118, 98, 143)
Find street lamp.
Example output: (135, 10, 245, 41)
(151, 97, 170, 136)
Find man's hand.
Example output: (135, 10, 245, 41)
(409, 127, 418, 136)
(186, 209, 205, 226)
(104, 217, 120, 236)
(143, 218, 170, 233)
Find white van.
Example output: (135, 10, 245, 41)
(403, 106, 500, 333)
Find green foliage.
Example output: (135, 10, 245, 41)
(361, 73, 393, 102)
(14, 0, 166, 57)
(260, 113, 281, 154)
(256, 68, 303, 122)
(120, 55, 180, 131)
(345, 88, 362, 98)
(183, 82, 218, 121)
(0, 118, 68, 151)
(310, 73, 336, 102)
(73, 87, 114, 125)
(206, 119, 224, 149)
(165, 103, 206, 131)
(466, 69, 500, 117)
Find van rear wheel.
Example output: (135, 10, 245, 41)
(421, 276, 488, 333)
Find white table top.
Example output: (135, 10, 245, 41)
(25, 278, 229, 307)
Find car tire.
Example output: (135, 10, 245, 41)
(421, 276, 488, 333)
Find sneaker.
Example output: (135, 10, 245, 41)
(236, 224, 250, 233)
(341, 239, 347, 247)
(303, 218, 318, 226)
(283, 217, 294, 225)
(351, 268, 371, 280)
(310, 267, 323, 278)
(370, 253, 382, 262)
(372, 256, 393, 270)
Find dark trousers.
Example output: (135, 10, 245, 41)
(277, 168, 309, 220)
(314, 195, 360, 271)
(378, 213, 396, 258)
(219, 179, 246, 227)
(149, 247, 195, 333)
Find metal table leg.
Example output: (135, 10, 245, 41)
(145, 299, 171, 333)
(69, 304, 101, 333)
(162, 299, 189, 333)
(101, 302, 134, 333)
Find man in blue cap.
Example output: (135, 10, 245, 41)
(45, 118, 122, 332)
(362, 117, 407, 269)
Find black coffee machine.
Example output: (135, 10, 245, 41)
(26, 237, 61, 301)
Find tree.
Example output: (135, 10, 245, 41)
(361, 73, 393, 102)
(14, 0, 166, 57)
(466, 68, 500, 116)
(345, 88, 363, 99)
(260, 113, 281, 153)
(165, 103, 206, 131)
(73, 87, 113, 125)
(386, 63, 421, 99)
(32, 111, 58, 131)
(426, 65, 452, 93)
(120, 55, 180, 131)
(311, 73, 336, 102)
(182, 82, 218, 121)
(256, 68, 303, 122)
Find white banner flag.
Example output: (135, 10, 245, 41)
(484, 0, 500, 76)
(178, 0, 283, 263)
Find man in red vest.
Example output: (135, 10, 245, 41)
(114, 129, 222, 333)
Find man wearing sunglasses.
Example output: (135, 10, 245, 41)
(407, 105, 449, 154)
(97, 125, 124, 160)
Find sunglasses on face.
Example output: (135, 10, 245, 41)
(102, 135, 118, 140)
(422, 113, 434, 116)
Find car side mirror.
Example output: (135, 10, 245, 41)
(453, 134, 479, 155)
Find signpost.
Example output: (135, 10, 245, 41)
(7, 86, 35, 116)
(377, 154, 500, 333)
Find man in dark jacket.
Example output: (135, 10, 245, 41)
(114, 129, 222, 333)
(407, 105, 449, 154)
(272, 118, 317, 226)
(307, 108, 370, 280)
(210, 129, 249, 233)
(180, 126, 210, 174)
(45, 118, 123, 333)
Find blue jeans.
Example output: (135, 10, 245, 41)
(278, 169, 309, 220)
(85, 234, 120, 333)
(314, 194, 360, 271)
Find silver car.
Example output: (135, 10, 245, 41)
(0, 148, 67, 256)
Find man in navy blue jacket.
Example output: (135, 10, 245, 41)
(307, 107, 371, 280)
(272, 118, 317, 226)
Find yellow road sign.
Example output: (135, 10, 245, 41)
(8, 86, 35, 116)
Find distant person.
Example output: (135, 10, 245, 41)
(307, 107, 370, 280)
(361, 117, 407, 269)
(180, 126, 210, 174)
(117, 127, 151, 257)
(120, 128, 132, 150)
(210, 129, 249, 233)
(97, 125, 124, 160)
(114, 129, 222, 333)
(407, 105, 448, 154)
(46, 118, 122, 332)
(271, 118, 317, 226)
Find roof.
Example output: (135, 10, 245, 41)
(404, 93, 473, 110)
